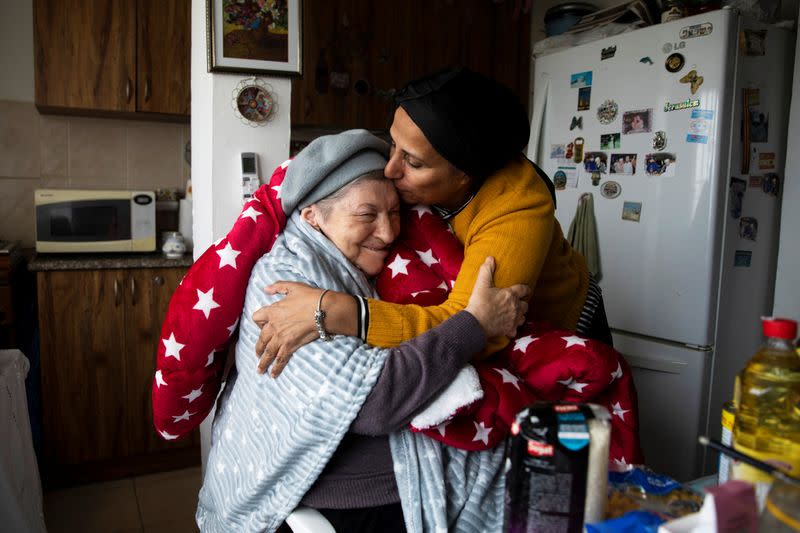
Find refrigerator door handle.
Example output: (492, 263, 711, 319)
(622, 353, 688, 375)
(527, 74, 550, 162)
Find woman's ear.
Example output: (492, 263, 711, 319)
(300, 206, 321, 230)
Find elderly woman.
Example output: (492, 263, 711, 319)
(196, 130, 528, 532)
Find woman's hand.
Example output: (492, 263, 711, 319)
(253, 281, 323, 378)
(465, 256, 530, 339)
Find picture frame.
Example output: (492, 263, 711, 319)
(207, 0, 303, 77)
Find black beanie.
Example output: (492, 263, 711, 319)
(394, 66, 530, 180)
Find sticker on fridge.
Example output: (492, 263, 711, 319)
(600, 133, 621, 150)
(734, 250, 752, 267)
(553, 166, 578, 190)
(739, 217, 758, 241)
(729, 177, 746, 219)
(686, 134, 708, 144)
(622, 109, 652, 134)
(570, 71, 593, 88)
(578, 87, 592, 111)
(664, 98, 700, 112)
(644, 152, 676, 177)
(758, 152, 775, 169)
(610, 154, 637, 175)
(679, 22, 713, 40)
(622, 201, 642, 222)
(583, 152, 608, 173)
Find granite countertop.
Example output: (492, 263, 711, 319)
(28, 252, 194, 271)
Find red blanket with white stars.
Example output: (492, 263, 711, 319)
(152, 161, 643, 466)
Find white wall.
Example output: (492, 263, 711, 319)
(190, 0, 292, 470)
(0, 0, 34, 102)
(773, 14, 800, 321)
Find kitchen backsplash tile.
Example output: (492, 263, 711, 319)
(69, 117, 128, 183)
(40, 115, 69, 178)
(127, 121, 183, 191)
(0, 101, 41, 179)
(0, 178, 41, 246)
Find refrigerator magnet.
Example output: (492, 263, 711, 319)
(758, 152, 776, 169)
(584, 152, 608, 174)
(600, 133, 621, 150)
(591, 172, 602, 186)
(644, 152, 677, 177)
(679, 70, 704, 94)
(748, 175, 762, 188)
(601, 46, 617, 60)
(570, 115, 583, 130)
(601, 181, 622, 199)
(686, 134, 708, 144)
(573, 137, 585, 163)
(553, 170, 567, 190)
(734, 250, 752, 267)
(597, 100, 619, 125)
(550, 144, 567, 159)
(653, 131, 667, 150)
(729, 177, 746, 219)
(665, 53, 685, 73)
(610, 154, 637, 175)
(639, 56, 654, 65)
(679, 22, 713, 40)
(554, 166, 579, 190)
(740, 30, 766, 56)
(622, 109, 652, 134)
(762, 173, 780, 196)
(570, 71, 593, 88)
(664, 98, 700, 112)
(622, 201, 642, 222)
(739, 217, 758, 241)
(578, 87, 592, 110)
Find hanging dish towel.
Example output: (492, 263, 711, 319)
(567, 192, 601, 280)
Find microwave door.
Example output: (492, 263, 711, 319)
(37, 199, 132, 243)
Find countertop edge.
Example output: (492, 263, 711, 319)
(29, 253, 194, 271)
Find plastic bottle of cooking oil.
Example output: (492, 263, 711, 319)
(731, 317, 800, 507)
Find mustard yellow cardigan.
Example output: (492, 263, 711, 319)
(367, 155, 589, 352)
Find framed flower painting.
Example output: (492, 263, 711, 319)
(207, 0, 303, 76)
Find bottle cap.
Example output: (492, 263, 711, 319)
(761, 317, 798, 340)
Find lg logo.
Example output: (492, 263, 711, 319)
(662, 41, 686, 54)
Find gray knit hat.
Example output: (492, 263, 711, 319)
(281, 129, 390, 214)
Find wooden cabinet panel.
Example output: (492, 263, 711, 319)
(291, 0, 531, 131)
(137, 0, 191, 115)
(38, 270, 129, 465)
(34, 0, 136, 113)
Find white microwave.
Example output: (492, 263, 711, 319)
(34, 189, 156, 253)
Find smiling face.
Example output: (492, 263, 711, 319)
(302, 175, 401, 276)
(384, 107, 472, 209)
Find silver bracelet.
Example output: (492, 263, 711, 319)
(315, 289, 332, 341)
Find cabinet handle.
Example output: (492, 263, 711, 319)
(153, 275, 165, 286)
(125, 78, 132, 103)
(130, 277, 137, 306)
(144, 77, 151, 103)
(114, 279, 121, 307)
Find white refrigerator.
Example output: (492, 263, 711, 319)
(527, 8, 794, 481)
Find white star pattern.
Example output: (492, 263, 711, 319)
(610, 362, 623, 382)
(160, 430, 178, 440)
(611, 401, 630, 421)
(436, 423, 448, 437)
(557, 376, 589, 393)
(240, 205, 261, 222)
(193, 288, 221, 319)
(513, 335, 538, 352)
(227, 318, 240, 336)
(172, 410, 195, 422)
(280, 159, 291, 169)
(162, 333, 185, 361)
(494, 368, 521, 390)
(410, 290, 430, 298)
(271, 184, 282, 199)
(216, 243, 241, 269)
(613, 457, 629, 468)
(411, 205, 433, 218)
(183, 386, 203, 403)
(415, 249, 439, 267)
(562, 335, 587, 348)
(472, 421, 492, 445)
(436, 281, 448, 291)
(206, 351, 215, 367)
(155, 370, 167, 388)
(387, 254, 411, 278)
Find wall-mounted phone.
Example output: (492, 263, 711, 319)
(241, 152, 261, 204)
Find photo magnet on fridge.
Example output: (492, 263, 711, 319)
(610, 154, 637, 175)
(739, 217, 758, 241)
(734, 250, 752, 267)
(758, 152, 775, 169)
(584, 152, 608, 173)
(729, 177, 746, 219)
(570, 71, 593, 88)
(644, 152, 676, 177)
(749, 175, 762, 188)
(762, 173, 780, 196)
(600, 133, 621, 150)
(622, 109, 652, 134)
(578, 87, 592, 110)
(740, 30, 766, 56)
(622, 201, 642, 222)
(551, 144, 567, 159)
(749, 110, 769, 143)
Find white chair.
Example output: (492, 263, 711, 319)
(285, 506, 336, 532)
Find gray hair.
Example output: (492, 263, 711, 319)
(312, 170, 388, 220)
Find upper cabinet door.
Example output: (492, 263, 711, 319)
(137, 0, 191, 115)
(34, 0, 136, 112)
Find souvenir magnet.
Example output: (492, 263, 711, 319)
(570, 116, 583, 130)
(729, 177, 746, 219)
(601, 46, 617, 60)
(679, 70, 704, 94)
(570, 71, 592, 88)
(610, 154, 637, 175)
(748, 175, 762, 188)
(758, 152, 775, 170)
(664, 98, 700, 112)
(591, 172, 602, 186)
(740, 30, 766, 56)
(653, 131, 667, 150)
(665, 53, 685, 73)
(640, 56, 654, 65)
(680, 22, 713, 39)
(734, 250, 752, 267)
(739, 217, 758, 241)
(622, 201, 642, 222)
(686, 134, 708, 144)
(565, 142, 574, 160)
(597, 100, 619, 125)
(553, 170, 567, 190)
(601, 180, 621, 198)
(578, 87, 591, 110)
(762, 173, 779, 196)
(573, 137, 585, 163)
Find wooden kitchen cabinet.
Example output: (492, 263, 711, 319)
(33, 0, 190, 119)
(37, 266, 199, 486)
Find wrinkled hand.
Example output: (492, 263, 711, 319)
(253, 281, 323, 378)
(464, 256, 530, 339)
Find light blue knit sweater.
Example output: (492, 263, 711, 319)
(196, 212, 506, 532)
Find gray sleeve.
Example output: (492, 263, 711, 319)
(350, 311, 486, 435)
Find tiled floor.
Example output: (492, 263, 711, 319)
(43, 467, 202, 533)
